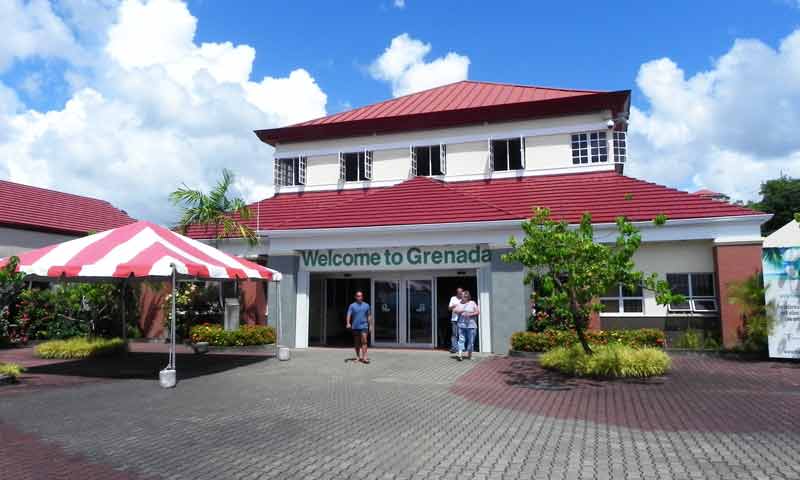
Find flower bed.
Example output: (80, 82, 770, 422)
(540, 344, 671, 378)
(0, 362, 23, 382)
(190, 324, 276, 347)
(34, 337, 126, 359)
(510, 328, 665, 352)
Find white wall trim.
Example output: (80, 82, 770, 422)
(295, 270, 310, 349)
(275, 121, 609, 159)
(261, 215, 769, 255)
(477, 265, 492, 353)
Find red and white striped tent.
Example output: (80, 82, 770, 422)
(0, 220, 280, 282)
(0, 220, 282, 387)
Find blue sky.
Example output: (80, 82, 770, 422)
(0, 0, 799, 222)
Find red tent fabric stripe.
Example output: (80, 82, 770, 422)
(1, 220, 281, 282)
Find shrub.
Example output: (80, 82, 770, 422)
(189, 324, 276, 347)
(674, 329, 702, 349)
(540, 344, 671, 378)
(0, 362, 23, 381)
(728, 272, 770, 352)
(34, 337, 127, 359)
(510, 328, 665, 352)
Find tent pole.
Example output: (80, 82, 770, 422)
(121, 279, 127, 343)
(277, 281, 282, 348)
(170, 267, 177, 370)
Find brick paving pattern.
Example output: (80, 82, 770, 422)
(0, 348, 799, 479)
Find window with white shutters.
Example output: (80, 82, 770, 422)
(341, 151, 372, 181)
(411, 145, 445, 176)
(274, 157, 306, 186)
(490, 138, 524, 171)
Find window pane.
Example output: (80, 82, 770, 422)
(415, 146, 431, 176)
(508, 138, 523, 169)
(430, 145, 443, 175)
(603, 284, 620, 298)
(622, 283, 643, 297)
(691, 273, 715, 297)
(600, 299, 619, 313)
(344, 153, 359, 182)
(622, 299, 643, 313)
(357, 152, 368, 181)
(666, 273, 690, 296)
(692, 299, 718, 312)
(492, 139, 508, 171)
(669, 300, 691, 311)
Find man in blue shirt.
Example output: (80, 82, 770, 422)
(346, 291, 372, 363)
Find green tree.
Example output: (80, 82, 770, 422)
(170, 169, 258, 246)
(749, 175, 800, 236)
(502, 208, 681, 354)
(727, 272, 770, 352)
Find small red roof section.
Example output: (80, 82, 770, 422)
(0, 180, 137, 236)
(185, 172, 762, 239)
(256, 80, 630, 145)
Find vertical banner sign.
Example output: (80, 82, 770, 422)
(763, 247, 800, 359)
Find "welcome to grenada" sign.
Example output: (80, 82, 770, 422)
(300, 245, 492, 271)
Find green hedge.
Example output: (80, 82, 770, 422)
(540, 344, 671, 378)
(190, 324, 276, 347)
(34, 337, 126, 359)
(0, 362, 23, 381)
(510, 328, 665, 352)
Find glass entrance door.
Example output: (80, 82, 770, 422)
(372, 280, 399, 344)
(406, 279, 433, 345)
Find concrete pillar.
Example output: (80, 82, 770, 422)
(489, 249, 527, 354)
(267, 256, 299, 347)
(713, 242, 763, 348)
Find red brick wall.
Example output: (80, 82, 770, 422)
(240, 280, 267, 325)
(137, 281, 170, 338)
(714, 243, 763, 348)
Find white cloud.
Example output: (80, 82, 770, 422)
(369, 33, 469, 97)
(393, 0, 406, 8)
(0, 0, 86, 72)
(628, 30, 800, 201)
(0, 0, 327, 223)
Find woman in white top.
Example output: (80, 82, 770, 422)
(454, 290, 480, 361)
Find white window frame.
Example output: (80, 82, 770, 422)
(410, 144, 446, 177)
(339, 150, 373, 182)
(599, 283, 644, 315)
(666, 272, 718, 314)
(571, 131, 608, 164)
(613, 131, 627, 163)
(489, 137, 525, 172)
(274, 156, 306, 187)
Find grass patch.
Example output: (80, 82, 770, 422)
(0, 362, 24, 381)
(540, 344, 671, 378)
(34, 337, 127, 359)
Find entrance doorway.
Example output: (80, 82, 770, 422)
(436, 276, 479, 351)
(308, 272, 479, 350)
(371, 276, 435, 347)
(309, 277, 370, 347)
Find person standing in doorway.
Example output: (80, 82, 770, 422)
(455, 290, 480, 361)
(346, 291, 372, 364)
(448, 287, 464, 353)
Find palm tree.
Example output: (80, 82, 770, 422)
(170, 169, 258, 247)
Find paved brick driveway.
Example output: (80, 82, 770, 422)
(1, 348, 799, 479)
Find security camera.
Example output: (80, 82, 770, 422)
(606, 119, 615, 129)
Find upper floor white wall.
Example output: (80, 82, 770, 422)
(273, 110, 621, 190)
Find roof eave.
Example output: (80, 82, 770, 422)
(255, 90, 631, 146)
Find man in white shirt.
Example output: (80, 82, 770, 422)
(448, 287, 464, 353)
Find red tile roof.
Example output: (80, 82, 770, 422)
(256, 81, 630, 145)
(185, 172, 762, 239)
(0, 180, 137, 235)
